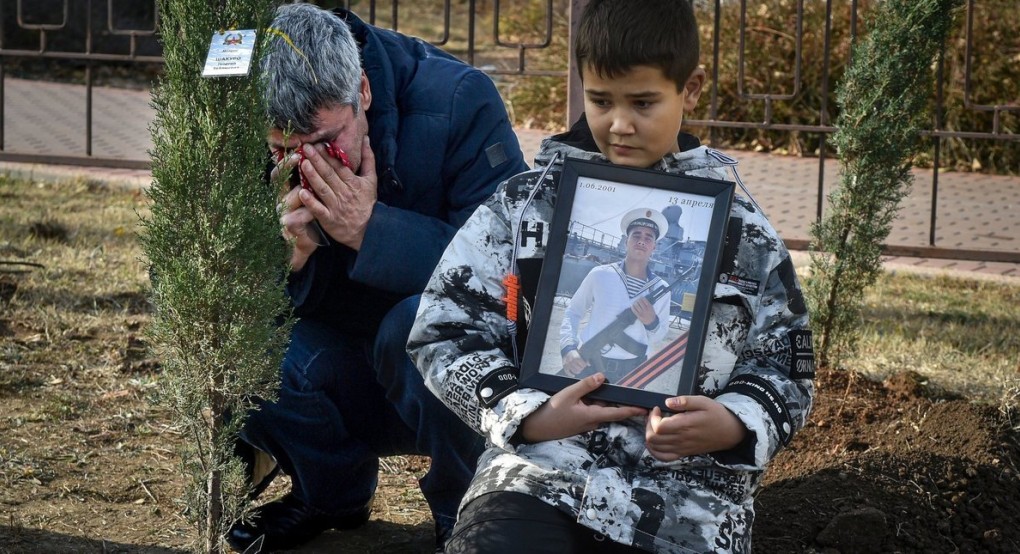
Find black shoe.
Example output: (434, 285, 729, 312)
(226, 493, 372, 552)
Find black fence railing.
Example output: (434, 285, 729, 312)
(681, 0, 1018, 263)
(0, 0, 1016, 262)
(0, 0, 161, 168)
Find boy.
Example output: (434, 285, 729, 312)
(408, 1, 815, 552)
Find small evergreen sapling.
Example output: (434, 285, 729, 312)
(807, 0, 962, 368)
(141, 0, 289, 551)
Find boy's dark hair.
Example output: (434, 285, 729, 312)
(574, 0, 700, 91)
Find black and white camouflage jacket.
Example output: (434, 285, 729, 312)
(408, 124, 815, 553)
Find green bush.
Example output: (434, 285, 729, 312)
(143, 0, 290, 550)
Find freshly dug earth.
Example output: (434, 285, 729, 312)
(756, 369, 1020, 554)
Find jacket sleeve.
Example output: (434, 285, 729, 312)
(350, 70, 528, 296)
(407, 176, 551, 450)
(706, 207, 816, 471)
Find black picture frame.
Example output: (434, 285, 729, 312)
(520, 157, 735, 409)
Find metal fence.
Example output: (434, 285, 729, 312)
(0, 0, 161, 168)
(0, 0, 1017, 262)
(681, 0, 1019, 262)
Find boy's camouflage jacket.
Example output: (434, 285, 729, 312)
(408, 130, 815, 553)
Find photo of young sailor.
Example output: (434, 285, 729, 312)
(530, 166, 728, 399)
(558, 207, 672, 384)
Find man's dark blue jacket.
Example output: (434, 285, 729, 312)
(288, 9, 528, 333)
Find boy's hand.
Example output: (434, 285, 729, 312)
(298, 137, 378, 251)
(520, 373, 647, 443)
(644, 396, 748, 462)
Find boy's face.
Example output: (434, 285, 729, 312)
(583, 64, 704, 168)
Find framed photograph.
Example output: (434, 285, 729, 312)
(520, 157, 735, 409)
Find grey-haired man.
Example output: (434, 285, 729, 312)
(228, 4, 527, 552)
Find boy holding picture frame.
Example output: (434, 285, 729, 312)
(408, 1, 815, 551)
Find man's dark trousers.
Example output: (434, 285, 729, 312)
(241, 295, 484, 532)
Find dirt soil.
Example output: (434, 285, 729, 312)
(755, 369, 1020, 553)
(1, 273, 1018, 552)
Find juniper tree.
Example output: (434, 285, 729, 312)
(141, 0, 289, 551)
(807, 0, 962, 368)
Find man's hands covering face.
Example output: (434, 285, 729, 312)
(275, 136, 378, 272)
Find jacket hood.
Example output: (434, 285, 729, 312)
(334, 9, 398, 172)
(336, 8, 454, 194)
(533, 114, 728, 178)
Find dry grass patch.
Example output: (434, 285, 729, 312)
(849, 271, 1020, 401)
(1, 175, 437, 552)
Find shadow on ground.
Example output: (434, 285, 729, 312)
(293, 519, 436, 553)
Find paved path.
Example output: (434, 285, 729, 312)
(2, 77, 1017, 279)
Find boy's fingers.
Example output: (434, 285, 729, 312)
(647, 406, 664, 434)
(568, 372, 605, 397)
(606, 405, 648, 421)
(665, 396, 690, 412)
(553, 372, 605, 405)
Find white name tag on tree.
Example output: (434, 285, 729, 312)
(202, 30, 257, 78)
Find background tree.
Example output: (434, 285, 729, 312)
(141, 0, 289, 551)
(806, 0, 963, 368)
